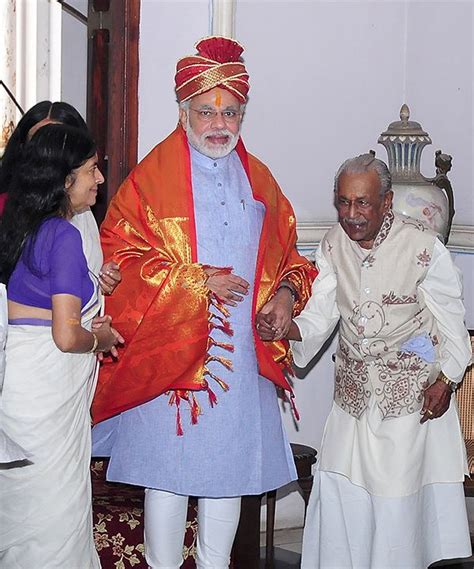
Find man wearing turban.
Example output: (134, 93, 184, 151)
(92, 36, 316, 569)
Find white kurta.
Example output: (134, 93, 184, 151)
(292, 238, 472, 568)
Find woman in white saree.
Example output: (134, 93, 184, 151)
(0, 101, 120, 466)
(0, 124, 122, 567)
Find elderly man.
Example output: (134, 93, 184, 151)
(271, 153, 472, 568)
(91, 36, 316, 569)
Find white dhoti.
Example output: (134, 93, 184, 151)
(301, 401, 472, 569)
(302, 472, 471, 569)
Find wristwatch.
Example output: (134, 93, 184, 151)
(438, 372, 457, 393)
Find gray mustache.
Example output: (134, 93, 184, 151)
(343, 218, 366, 225)
(204, 130, 232, 138)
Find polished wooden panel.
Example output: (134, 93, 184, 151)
(88, 27, 109, 222)
(87, 0, 140, 224)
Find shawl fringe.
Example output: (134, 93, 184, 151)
(167, 287, 235, 435)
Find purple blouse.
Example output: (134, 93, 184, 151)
(8, 217, 94, 309)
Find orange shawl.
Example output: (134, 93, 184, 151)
(92, 127, 317, 426)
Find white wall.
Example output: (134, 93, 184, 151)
(139, 1, 473, 223)
(236, 1, 473, 226)
(139, 0, 474, 530)
(138, 0, 210, 159)
(61, 0, 88, 119)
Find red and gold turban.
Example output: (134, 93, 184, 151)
(175, 36, 250, 104)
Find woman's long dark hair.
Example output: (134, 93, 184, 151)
(0, 124, 96, 284)
(0, 101, 88, 195)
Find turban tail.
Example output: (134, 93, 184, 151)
(175, 36, 250, 103)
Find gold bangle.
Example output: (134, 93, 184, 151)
(88, 333, 99, 353)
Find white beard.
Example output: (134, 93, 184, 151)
(186, 120, 240, 159)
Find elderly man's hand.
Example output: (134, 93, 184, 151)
(205, 267, 250, 306)
(99, 262, 122, 295)
(256, 287, 294, 341)
(420, 378, 452, 424)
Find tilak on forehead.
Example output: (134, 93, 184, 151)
(175, 36, 250, 104)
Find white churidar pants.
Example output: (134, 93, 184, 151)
(144, 489, 241, 569)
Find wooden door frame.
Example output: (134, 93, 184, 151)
(87, 0, 140, 224)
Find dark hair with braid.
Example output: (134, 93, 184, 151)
(0, 123, 96, 284)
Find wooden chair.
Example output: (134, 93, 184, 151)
(455, 332, 474, 497)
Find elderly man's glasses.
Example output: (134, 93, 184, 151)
(189, 107, 241, 124)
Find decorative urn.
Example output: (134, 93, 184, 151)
(378, 104, 454, 243)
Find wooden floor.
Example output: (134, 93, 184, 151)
(259, 547, 301, 569)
